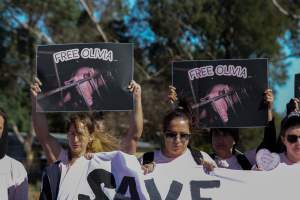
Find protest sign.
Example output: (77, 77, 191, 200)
(173, 59, 268, 128)
(70, 151, 299, 200)
(36, 43, 133, 112)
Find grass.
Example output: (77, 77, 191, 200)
(29, 182, 40, 200)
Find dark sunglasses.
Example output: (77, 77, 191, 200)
(164, 131, 191, 141)
(286, 135, 300, 144)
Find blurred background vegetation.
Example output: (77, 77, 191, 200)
(0, 0, 299, 198)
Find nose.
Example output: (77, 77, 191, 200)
(174, 135, 181, 143)
(74, 135, 80, 142)
(212, 100, 228, 123)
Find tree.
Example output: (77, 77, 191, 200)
(0, 0, 300, 162)
(120, 0, 300, 149)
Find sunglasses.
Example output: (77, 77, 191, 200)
(164, 131, 191, 141)
(286, 135, 300, 144)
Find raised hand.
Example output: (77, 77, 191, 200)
(128, 80, 141, 101)
(30, 77, 42, 97)
(264, 89, 274, 121)
(167, 85, 177, 104)
(286, 98, 299, 115)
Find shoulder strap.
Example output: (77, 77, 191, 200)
(142, 152, 155, 165)
(40, 171, 52, 200)
(236, 154, 252, 170)
(40, 160, 61, 200)
(188, 146, 203, 165)
(50, 160, 61, 200)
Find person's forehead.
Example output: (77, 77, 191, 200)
(170, 117, 188, 124)
(68, 124, 78, 133)
(212, 130, 231, 135)
(168, 118, 189, 128)
(286, 125, 300, 135)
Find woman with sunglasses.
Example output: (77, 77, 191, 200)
(278, 111, 300, 165)
(141, 108, 215, 174)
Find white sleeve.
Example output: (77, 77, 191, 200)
(11, 160, 28, 200)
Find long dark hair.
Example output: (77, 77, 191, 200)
(0, 107, 8, 159)
(163, 108, 191, 133)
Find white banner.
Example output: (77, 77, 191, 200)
(72, 151, 299, 200)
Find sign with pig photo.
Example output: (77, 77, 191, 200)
(36, 43, 133, 112)
(172, 59, 268, 128)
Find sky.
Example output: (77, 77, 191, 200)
(274, 57, 300, 114)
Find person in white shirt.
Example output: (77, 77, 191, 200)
(210, 128, 253, 170)
(31, 78, 143, 199)
(277, 111, 300, 166)
(0, 108, 28, 200)
(141, 108, 216, 174)
(210, 89, 277, 170)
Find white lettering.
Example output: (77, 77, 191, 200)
(53, 48, 80, 64)
(215, 65, 247, 78)
(188, 66, 214, 80)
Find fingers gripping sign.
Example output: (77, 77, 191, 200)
(128, 80, 141, 100)
(30, 77, 42, 97)
(168, 85, 178, 104)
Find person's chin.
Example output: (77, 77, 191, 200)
(72, 146, 83, 154)
(215, 145, 227, 151)
(172, 148, 184, 155)
(293, 150, 300, 157)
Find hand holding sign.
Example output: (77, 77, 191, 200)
(128, 80, 141, 101)
(256, 149, 280, 171)
(30, 77, 42, 97)
(167, 86, 178, 104)
(286, 98, 299, 115)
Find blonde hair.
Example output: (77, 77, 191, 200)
(87, 130, 119, 153)
(67, 113, 119, 154)
(67, 114, 93, 139)
(87, 113, 119, 152)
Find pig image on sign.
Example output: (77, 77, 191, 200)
(191, 84, 245, 126)
(58, 66, 110, 109)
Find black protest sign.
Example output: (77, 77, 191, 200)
(173, 59, 268, 128)
(36, 43, 133, 112)
(295, 74, 300, 99)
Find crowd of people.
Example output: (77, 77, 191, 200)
(0, 76, 300, 199)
